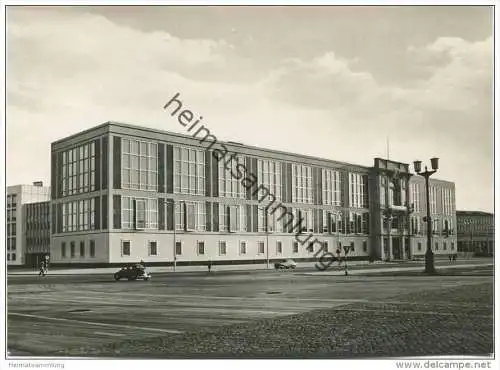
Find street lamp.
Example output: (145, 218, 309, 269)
(413, 157, 439, 274)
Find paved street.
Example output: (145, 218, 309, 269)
(7, 263, 494, 358)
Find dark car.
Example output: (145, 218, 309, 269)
(274, 259, 297, 270)
(114, 265, 151, 281)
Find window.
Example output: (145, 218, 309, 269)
(175, 241, 182, 255)
(418, 242, 422, 251)
(293, 241, 299, 254)
(220, 205, 241, 232)
(322, 169, 342, 206)
(89, 240, 95, 257)
(197, 241, 205, 255)
(219, 241, 227, 255)
(323, 241, 329, 252)
(349, 173, 368, 208)
(11, 237, 16, 251)
(239, 241, 247, 255)
(435, 242, 439, 251)
(293, 208, 313, 233)
(292, 164, 313, 204)
(410, 183, 421, 212)
(307, 242, 314, 253)
(257, 159, 282, 201)
(121, 240, 131, 256)
(122, 138, 158, 191)
(7, 254, 10, 261)
(80, 241, 85, 257)
(62, 142, 96, 196)
(258, 241, 265, 254)
(174, 146, 205, 195)
(220, 155, 245, 198)
(149, 241, 158, 256)
(62, 198, 96, 232)
(276, 241, 282, 255)
(451, 243, 455, 251)
(12, 253, 16, 261)
(122, 197, 158, 230)
(61, 242, 66, 258)
(175, 201, 206, 231)
(363, 241, 368, 253)
(443, 242, 447, 251)
(350, 242, 355, 252)
(70, 241, 76, 258)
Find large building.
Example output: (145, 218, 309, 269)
(6, 182, 51, 266)
(456, 211, 494, 256)
(48, 122, 457, 266)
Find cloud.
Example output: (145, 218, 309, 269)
(6, 7, 493, 212)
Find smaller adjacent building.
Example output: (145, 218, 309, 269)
(6, 182, 51, 266)
(456, 211, 494, 256)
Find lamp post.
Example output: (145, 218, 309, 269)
(413, 157, 439, 274)
(173, 199, 177, 272)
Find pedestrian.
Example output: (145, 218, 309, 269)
(38, 260, 46, 277)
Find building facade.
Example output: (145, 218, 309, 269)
(49, 122, 457, 266)
(6, 182, 51, 266)
(24, 201, 51, 267)
(456, 211, 494, 256)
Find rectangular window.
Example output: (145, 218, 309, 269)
(451, 243, 455, 251)
(61, 242, 66, 258)
(12, 253, 16, 261)
(292, 164, 313, 204)
(435, 242, 439, 251)
(220, 155, 245, 198)
(349, 173, 368, 208)
(121, 138, 158, 191)
(135, 199, 147, 229)
(293, 241, 299, 254)
(80, 241, 85, 257)
(258, 241, 265, 254)
(219, 241, 227, 255)
(418, 242, 422, 251)
(443, 242, 447, 251)
(322, 241, 329, 252)
(175, 241, 182, 255)
(363, 241, 368, 253)
(174, 146, 205, 195)
(70, 241, 76, 257)
(257, 159, 282, 201)
(89, 240, 95, 257)
(276, 241, 282, 255)
(121, 240, 131, 256)
(307, 242, 314, 253)
(175, 201, 205, 231)
(62, 142, 96, 195)
(197, 241, 205, 255)
(322, 169, 342, 206)
(149, 241, 158, 256)
(239, 241, 247, 255)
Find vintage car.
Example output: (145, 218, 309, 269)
(274, 259, 297, 270)
(114, 265, 151, 281)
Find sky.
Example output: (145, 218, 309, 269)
(6, 5, 494, 212)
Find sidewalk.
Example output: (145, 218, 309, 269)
(304, 262, 494, 276)
(7, 259, 491, 276)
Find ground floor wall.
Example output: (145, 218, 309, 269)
(47, 231, 372, 266)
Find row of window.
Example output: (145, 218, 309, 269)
(119, 197, 371, 235)
(6, 194, 17, 208)
(7, 253, 17, 261)
(120, 239, 370, 257)
(7, 237, 17, 251)
(61, 240, 96, 258)
(413, 241, 456, 252)
(409, 217, 455, 236)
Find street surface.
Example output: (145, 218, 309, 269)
(7, 260, 494, 358)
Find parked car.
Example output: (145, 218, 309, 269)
(274, 259, 297, 270)
(114, 265, 151, 281)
